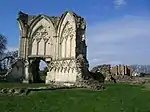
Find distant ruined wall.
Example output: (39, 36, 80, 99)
(111, 65, 131, 76)
(6, 59, 25, 82)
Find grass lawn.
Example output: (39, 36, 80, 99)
(0, 84, 150, 112)
(0, 82, 51, 88)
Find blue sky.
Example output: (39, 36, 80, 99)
(0, 0, 150, 67)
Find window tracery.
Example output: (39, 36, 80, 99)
(61, 21, 74, 58)
(32, 27, 49, 40)
(31, 26, 53, 56)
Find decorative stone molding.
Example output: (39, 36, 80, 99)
(17, 11, 89, 84)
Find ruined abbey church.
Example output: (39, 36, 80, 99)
(17, 11, 89, 84)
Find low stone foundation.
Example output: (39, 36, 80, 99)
(0, 88, 27, 95)
(0, 86, 75, 96)
(106, 75, 147, 85)
(47, 79, 105, 91)
(0, 81, 105, 96)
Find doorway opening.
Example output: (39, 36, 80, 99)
(39, 60, 48, 83)
(30, 58, 49, 83)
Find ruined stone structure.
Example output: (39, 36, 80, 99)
(111, 65, 131, 76)
(0, 56, 24, 82)
(17, 11, 89, 84)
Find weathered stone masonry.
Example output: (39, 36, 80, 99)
(17, 11, 89, 84)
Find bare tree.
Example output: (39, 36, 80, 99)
(0, 34, 7, 56)
(0, 34, 7, 70)
(5, 50, 18, 58)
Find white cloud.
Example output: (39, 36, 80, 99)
(39, 60, 47, 70)
(6, 46, 18, 52)
(87, 16, 150, 43)
(87, 15, 150, 67)
(113, 0, 126, 8)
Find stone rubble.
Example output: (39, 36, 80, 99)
(75, 79, 105, 91)
(91, 64, 111, 78)
(91, 64, 147, 85)
(106, 75, 146, 85)
(0, 82, 105, 96)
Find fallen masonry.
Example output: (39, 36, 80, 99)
(0, 83, 105, 96)
(111, 75, 147, 85)
(91, 64, 147, 85)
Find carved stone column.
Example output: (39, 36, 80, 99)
(23, 60, 30, 83)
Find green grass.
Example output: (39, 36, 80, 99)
(0, 83, 51, 88)
(0, 84, 150, 112)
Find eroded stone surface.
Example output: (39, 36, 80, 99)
(0, 84, 105, 96)
(17, 11, 89, 84)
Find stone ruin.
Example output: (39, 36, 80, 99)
(0, 56, 24, 82)
(90, 64, 146, 85)
(17, 11, 91, 85)
(0, 11, 106, 91)
(5, 10, 146, 91)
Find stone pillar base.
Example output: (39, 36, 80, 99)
(22, 80, 29, 83)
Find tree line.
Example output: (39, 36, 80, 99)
(0, 34, 18, 70)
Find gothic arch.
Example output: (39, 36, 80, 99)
(57, 11, 77, 59)
(17, 11, 89, 84)
(28, 15, 57, 57)
(29, 57, 50, 83)
(17, 19, 26, 37)
(28, 15, 56, 37)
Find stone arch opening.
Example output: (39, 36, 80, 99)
(57, 12, 76, 59)
(17, 11, 89, 84)
(28, 16, 56, 58)
(39, 60, 49, 82)
(29, 57, 49, 83)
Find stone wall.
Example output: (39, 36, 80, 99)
(6, 59, 25, 82)
(17, 11, 89, 84)
(91, 64, 111, 77)
(111, 65, 132, 76)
